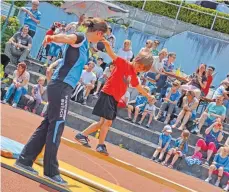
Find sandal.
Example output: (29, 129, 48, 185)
(161, 161, 168, 166)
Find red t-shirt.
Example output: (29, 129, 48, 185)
(202, 75, 213, 96)
(102, 57, 139, 102)
(46, 29, 54, 36)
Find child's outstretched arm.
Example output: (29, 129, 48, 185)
(135, 85, 152, 101)
(100, 38, 117, 61)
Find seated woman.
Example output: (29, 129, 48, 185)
(2, 62, 30, 108)
(181, 63, 207, 99)
(172, 90, 199, 130)
(194, 119, 224, 166)
(205, 146, 229, 187)
(162, 130, 190, 169)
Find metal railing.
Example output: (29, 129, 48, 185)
(140, 0, 229, 31)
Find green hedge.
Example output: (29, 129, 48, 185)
(121, 1, 229, 34)
(1, 16, 20, 52)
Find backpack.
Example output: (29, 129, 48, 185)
(71, 83, 84, 104)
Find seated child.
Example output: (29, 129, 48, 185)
(24, 76, 46, 113)
(162, 130, 190, 169)
(152, 125, 172, 162)
(205, 146, 229, 187)
(138, 95, 156, 128)
(126, 86, 150, 123)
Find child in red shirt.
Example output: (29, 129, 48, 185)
(75, 38, 154, 155)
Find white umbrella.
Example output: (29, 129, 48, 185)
(61, 0, 129, 19)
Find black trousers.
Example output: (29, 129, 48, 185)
(17, 80, 73, 177)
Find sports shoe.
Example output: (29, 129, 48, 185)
(96, 144, 109, 156)
(204, 161, 209, 166)
(224, 185, 229, 191)
(12, 103, 17, 108)
(124, 117, 132, 121)
(205, 177, 212, 183)
(24, 106, 28, 111)
(74, 133, 91, 148)
(40, 113, 44, 117)
(82, 99, 87, 105)
(146, 124, 150, 128)
(1, 99, 7, 104)
(14, 161, 38, 175)
(44, 175, 67, 186)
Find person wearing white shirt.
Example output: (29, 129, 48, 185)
(117, 40, 133, 61)
(150, 48, 168, 73)
(80, 61, 96, 104)
(93, 63, 115, 97)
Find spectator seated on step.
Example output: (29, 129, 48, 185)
(157, 52, 176, 100)
(117, 40, 133, 61)
(194, 119, 224, 166)
(180, 63, 207, 99)
(151, 40, 160, 56)
(125, 86, 150, 123)
(4, 25, 32, 65)
(46, 22, 66, 66)
(105, 25, 116, 50)
(202, 66, 215, 97)
(161, 130, 190, 169)
(24, 76, 46, 114)
(213, 81, 229, 101)
(172, 90, 199, 130)
(155, 80, 181, 124)
(152, 125, 172, 162)
(20, 0, 41, 38)
(2, 62, 30, 108)
(92, 58, 104, 80)
(79, 61, 96, 105)
(137, 95, 156, 128)
(195, 96, 226, 135)
(205, 146, 229, 187)
(93, 63, 114, 97)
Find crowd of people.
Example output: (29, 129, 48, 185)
(1, 0, 229, 189)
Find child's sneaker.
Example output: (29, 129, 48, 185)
(205, 177, 212, 183)
(2, 99, 7, 104)
(124, 117, 132, 121)
(152, 157, 156, 161)
(137, 121, 142, 125)
(224, 185, 229, 191)
(40, 113, 44, 117)
(12, 103, 17, 108)
(75, 133, 91, 148)
(204, 161, 209, 166)
(24, 106, 28, 110)
(96, 144, 109, 156)
(44, 174, 68, 186)
(146, 124, 150, 128)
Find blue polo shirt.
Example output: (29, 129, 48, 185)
(165, 88, 181, 102)
(24, 7, 41, 32)
(52, 33, 89, 88)
(159, 133, 172, 148)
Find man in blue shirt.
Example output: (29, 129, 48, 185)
(21, 0, 41, 38)
(155, 80, 181, 124)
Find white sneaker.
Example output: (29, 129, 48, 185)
(215, 180, 220, 187)
(224, 185, 229, 191)
(205, 177, 212, 183)
(12, 103, 17, 108)
(1, 100, 7, 104)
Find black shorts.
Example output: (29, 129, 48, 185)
(92, 92, 118, 120)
